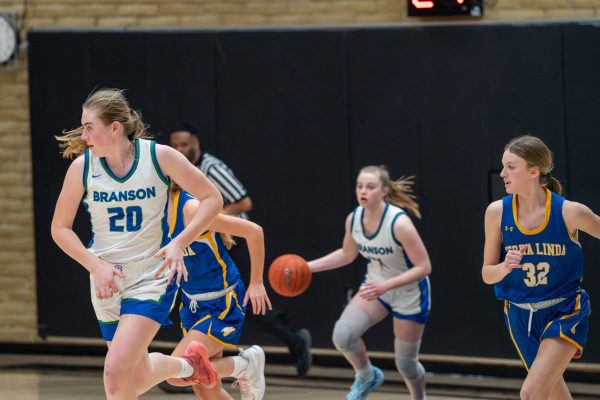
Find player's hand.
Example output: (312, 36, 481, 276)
(92, 262, 125, 300)
(243, 282, 272, 315)
(503, 244, 530, 270)
(359, 281, 387, 301)
(154, 241, 188, 285)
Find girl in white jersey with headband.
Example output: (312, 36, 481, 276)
(307, 165, 432, 400)
(51, 88, 223, 399)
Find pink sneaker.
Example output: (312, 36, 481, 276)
(181, 341, 218, 388)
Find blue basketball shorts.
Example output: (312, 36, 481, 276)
(503, 289, 591, 370)
(180, 280, 247, 348)
(90, 257, 178, 341)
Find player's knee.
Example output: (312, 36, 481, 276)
(331, 319, 357, 353)
(103, 364, 128, 394)
(395, 356, 425, 380)
(520, 382, 548, 400)
(394, 339, 425, 380)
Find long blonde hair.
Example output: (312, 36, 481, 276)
(56, 88, 151, 159)
(359, 165, 421, 219)
(504, 135, 562, 195)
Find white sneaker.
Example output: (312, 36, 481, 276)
(234, 345, 265, 400)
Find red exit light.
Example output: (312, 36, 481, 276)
(408, 0, 483, 16)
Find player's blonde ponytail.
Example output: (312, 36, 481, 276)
(56, 88, 152, 159)
(359, 165, 421, 219)
(505, 135, 563, 195)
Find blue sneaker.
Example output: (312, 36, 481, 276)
(344, 366, 384, 400)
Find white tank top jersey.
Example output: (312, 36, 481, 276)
(351, 203, 417, 285)
(82, 139, 170, 264)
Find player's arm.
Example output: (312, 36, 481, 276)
(51, 156, 124, 299)
(183, 200, 272, 314)
(384, 214, 431, 288)
(481, 200, 526, 284)
(158, 145, 222, 248)
(307, 213, 359, 273)
(563, 200, 600, 240)
(155, 145, 223, 283)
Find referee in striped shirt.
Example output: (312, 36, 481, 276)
(169, 123, 252, 219)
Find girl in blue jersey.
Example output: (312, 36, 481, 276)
(51, 89, 224, 399)
(483, 135, 600, 400)
(307, 165, 432, 400)
(165, 186, 272, 400)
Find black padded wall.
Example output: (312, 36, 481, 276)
(29, 23, 600, 363)
(212, 30, 353, 345)
(562, 24, 600, 360)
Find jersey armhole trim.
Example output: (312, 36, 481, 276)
(83, 148, 89, 191)
(350, 206, 359, 232)
(391, 211, 406, 246)
(151, 141, 170, 185)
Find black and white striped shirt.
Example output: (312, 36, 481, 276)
(197, 152, 249, 219)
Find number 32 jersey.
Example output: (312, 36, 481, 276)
(82, 139, 170, 264)
(495, 189, 584, 303)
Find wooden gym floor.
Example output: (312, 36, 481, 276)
(1, 353, 599, 399)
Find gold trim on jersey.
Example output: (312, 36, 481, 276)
(512, 189, 551, 235)
(207, 233, 229, 290)
(168, 190, 181, 236)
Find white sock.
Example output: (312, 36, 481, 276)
(356, 363, 373, 380)
(231, 355, 249, 378)
(176, 358, 194, 378)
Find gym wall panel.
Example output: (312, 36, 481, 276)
(213, 30, 353, 347)
(562, 23, 600, 365)
(345, 28, 422, 352)
(29, 23, 600, 363)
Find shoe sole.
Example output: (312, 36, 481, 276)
(251, 345, 266, 400)
(184, 341, 219, 389)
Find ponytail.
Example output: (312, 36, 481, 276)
(55, 88, 151, 159)
(387, 176, 421, 219)
(220, 231, 236, 250)
(543, 174, 563, 195)
(505, 135, 562, 195)
(359, 165, 421, 219)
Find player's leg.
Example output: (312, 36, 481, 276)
(333, 294, 387, 400)
(392, 318, 426, 400)
(103, 314, 171, 399)
(167, 330, 233, 400)
(520, 338, 576, 400)
(170, 283, 264, 400)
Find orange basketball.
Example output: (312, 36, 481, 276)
(268, 254, 312, 297)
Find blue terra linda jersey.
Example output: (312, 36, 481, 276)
(494, 189, 584, 303)
(169, 190, 240, 294)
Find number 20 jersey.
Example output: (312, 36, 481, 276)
(82, 139, 170, 264)
(495, 189, 584, 303)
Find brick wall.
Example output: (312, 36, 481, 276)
(0, 0, 598, 343)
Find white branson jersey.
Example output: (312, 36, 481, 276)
(82, 139, 170, 264)
(351, 204, 415, 283)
